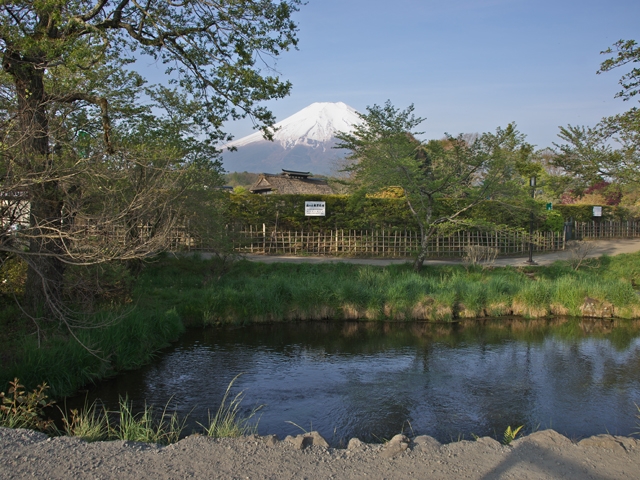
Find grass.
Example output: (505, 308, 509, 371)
(61, 400, 109, 442)
(113, 396, 184, 444)
(191, 253, 640, 325)
(59, 376, 256, 443)
(198, 374, 262, 438)
(60, 396, 187, 444)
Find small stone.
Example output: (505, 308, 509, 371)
(304, 431, 329, 449)
(263, 435, 279, 447)
(380, 434, 410, 459)
(284, 435, 305, 450)
(347, 438, 364, 450)
(284, 432, 329, 450)
(413, 435, 441, 452)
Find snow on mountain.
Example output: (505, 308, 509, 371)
(222, 102, 362, 176)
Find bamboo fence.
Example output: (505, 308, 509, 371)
(574, 220, 640, 239)
(226, 226, 565, 258)
(19, 219, 639, 258)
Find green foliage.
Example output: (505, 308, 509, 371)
(553, 204, 630, 222)
(226, 193, 572, 232)
(598, 39, 640, 102)
(190, 254, 640, 325)
(1, 0, 302, 321)
(112, 396, 184, 445)
(198, 374, 261, 438)
(227, 193, 417, 231)
(0, 256, 27, 296)
(335, 102, 540, 270)
(49, 375, 257, 444)
(552, 40, 640, 188)
(541, 210, 565, 232)
(503, 425, 524, 445)
(62, 401, 109, 442)
(1, 305, 185, 398)
(61, 396, 185, 444)
(0, 379, 55, 432)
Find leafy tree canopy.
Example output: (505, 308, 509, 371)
(0, 0, 302, 322)
(598, 39, 640, 102)
(336, 101, 537, 271)
(552, 39, 640, 188)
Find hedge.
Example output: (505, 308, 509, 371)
(224, 194, 585, 232)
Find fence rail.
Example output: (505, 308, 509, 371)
(574, 220, 640, 239)
(225, 226, 565, 258)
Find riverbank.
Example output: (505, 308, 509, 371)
(1, 427, 638, 479)
(3, 241, 640, 398)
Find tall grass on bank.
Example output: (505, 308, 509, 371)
(43, 377, 255, 444)
(198, 374, 262, 438)
(196, 253, 640, 325)
(1, 308, 184, 398)
(60, 397, 186, 444)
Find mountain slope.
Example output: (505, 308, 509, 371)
(222, 102, 361, 175)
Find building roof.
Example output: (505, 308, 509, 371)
(249, 171, 333, 195)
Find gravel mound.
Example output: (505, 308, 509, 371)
(1, 427, 639, 479)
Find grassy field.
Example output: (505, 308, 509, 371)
(2, 251, 640, 398)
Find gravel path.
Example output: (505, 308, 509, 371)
(1, 427, 639, 479)
(233, 238, 640, 267)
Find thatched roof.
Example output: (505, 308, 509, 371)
(249, 170, 334, 195)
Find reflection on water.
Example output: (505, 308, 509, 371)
(66, 318, 640, 444)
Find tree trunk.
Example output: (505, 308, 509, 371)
(4, 50, 65, 317)
(413, 235, 429, 272)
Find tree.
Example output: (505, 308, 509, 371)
(598, 39, 640, 102)
(0, 0, 301, 320)
(336, 101, 535, 271)
(553, 39, 640, 188)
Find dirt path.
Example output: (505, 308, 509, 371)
(1, 427, 639, 479)
(232, 238, 640, 267)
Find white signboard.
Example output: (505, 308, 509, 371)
(305, 201, 326, 217)
(593, 206, 602, 217)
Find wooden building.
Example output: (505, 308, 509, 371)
(249, 170, 333, 195)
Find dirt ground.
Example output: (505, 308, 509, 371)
(1, 427, 639, 479)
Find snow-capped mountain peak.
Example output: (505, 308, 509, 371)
(222, 102, 361, 176)
(226, 102, 361, 149)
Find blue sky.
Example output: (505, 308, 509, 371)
(224, 0, 640, 149)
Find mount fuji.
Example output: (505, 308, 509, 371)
(221, 102, 362, 176)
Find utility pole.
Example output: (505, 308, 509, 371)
(525, 176, 538, 265)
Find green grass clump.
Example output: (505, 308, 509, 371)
(1, 307, 184, 398)
(60, 376, 258, 444)
(179, 253, 640, 325)
(198, 374, 262, 438)
(503, 425, 524, 445)
(60, 396, 184, 444)
(62, 400, 109, 442)
(113, 396, 184, 444)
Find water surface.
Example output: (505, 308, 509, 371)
(67, 319, 640, 444)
